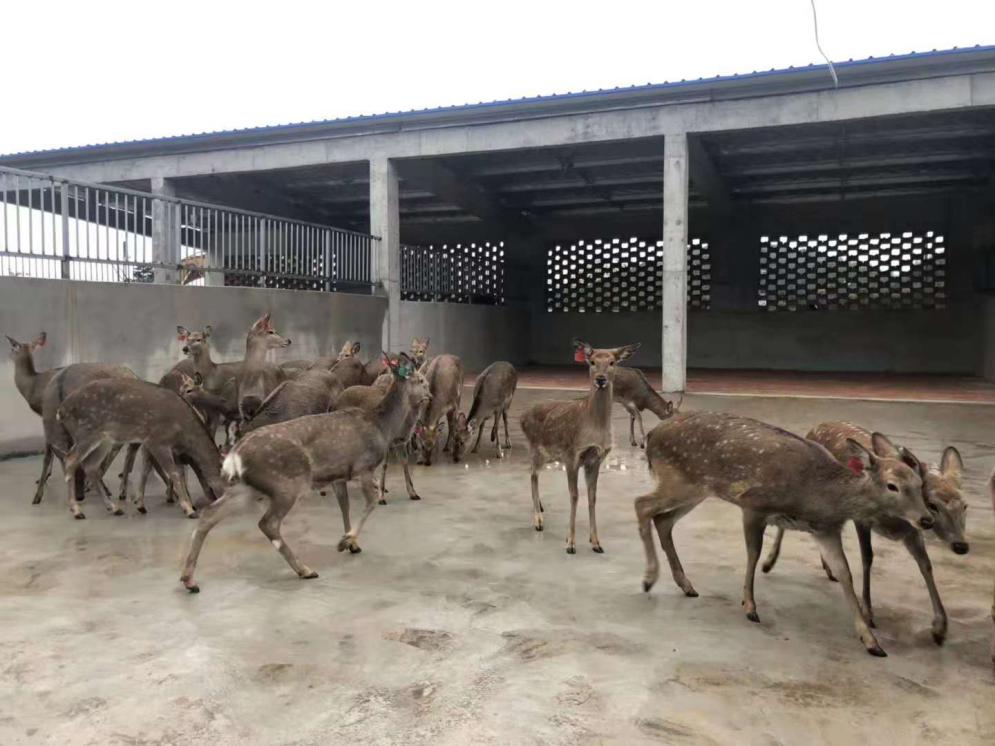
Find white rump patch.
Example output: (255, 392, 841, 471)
(271, 539, 283, 550)
(222, 451, 244, 482)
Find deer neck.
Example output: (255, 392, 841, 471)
(373, 379, 410, 437)
(646, 391, 672, 419)
(190, 346, 217, 376)
(13, 353, 39, 402)
(243, 337, 269, 367)
(584, 382, 614, 427)
(830, 470, 884, 523)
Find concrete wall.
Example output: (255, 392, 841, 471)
(0, 278, 386, 454)
(398, 301, 530, 372)
(531, 305, 980, 374)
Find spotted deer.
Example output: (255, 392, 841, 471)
(521, 340, 640, 554)
(761, 422, 969, 645)
(236, 313, 292, 420)
(417, 354, 467, 465)
(238, 368, 344, 436)
(57, 378, 224, 519)
(613, 366, 677, 448)
(179, 353, 431, 592)
(361, 337, 429, 384)
(162, 325, 240, 435)
(635, 411, 934, 656)
(467, 361, 518, 458)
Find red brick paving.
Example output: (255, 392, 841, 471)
(468, 366, 995, 403)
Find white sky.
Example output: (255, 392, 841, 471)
(1, 0, 992, 155)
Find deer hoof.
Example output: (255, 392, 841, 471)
(300, 570, 319, 580)
(409, 494, 421, 501)
(592, 545, 605, 554)
(746, 611, 760, 623)
(31, 496, 42, 505)
(378, 499, 387, 506)
(74, 513, 86, 520)
(137, 506, 148, 515)
(348, 545, 362, 554)
(683, 588, 699, 598)
(319, 491, 327, 497)
(187, 511, 199, 520)
(112, 508, 124, 516)
(867, 644, 888, 658)
(566, 546, 576, 555)
(761, 562, 774, 574)
(183, 581, 200, 594)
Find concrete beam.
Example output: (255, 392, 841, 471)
(661, 134, 689, 393)
(370, 158, 400, 351)
(688, 134, 732, 215)
(17, 72, 995, 184)
(397, 160, 532, 237)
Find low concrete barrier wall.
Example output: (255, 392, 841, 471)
(0, 277, 387, 454)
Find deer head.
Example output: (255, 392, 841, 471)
(176, 325, 212, 357)
(338, 340, 362, 360)
(248, 313, 292, 350)
(919, 446, 969, 554)
(409, 337, 430, 368)
(572, 338, 640, 391)
(848, 433, 933, 531)
(6, 332, 46, 363)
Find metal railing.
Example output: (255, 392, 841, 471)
(0, 165, 377, 292)
(401, 241, 506, 305)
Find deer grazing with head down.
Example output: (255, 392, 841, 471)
(761, 421, 969, 646)
(236, 313, 292, 420)
(521, 339, 640, 554)
(179, 352, 431, 592)
(57, 377, 225, 519)
(613, 366, 677, 448)
(635, 411, 935, 656)
(416, 354, 468, 465)
(467, 361, 518, 458)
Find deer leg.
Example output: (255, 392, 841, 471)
(258, 494, 316, 580)
(902, 529, 947, 645)
(444, 411, 456, 453)
(820, 556, 839, 582)
(81, 441, 122, 515)
(583, 455, 605, 553)
(401, 456, 420, 501)
(471, 417, 486, 453)
(635, 410, 647, 449)
(146, 445, 198, 518)
(64, 438, 105, 519)
(529, 453, 544, 532)
(337, 472, 379, 554)
(117, 444, 139, 501)
(635, 495, 661, 591)
(490, 414, 499, 443)
(565, 462, 580, 554)
(332, 481, 353, 537)
(741, 509, 766, 622)
(855, 522, 876, 627)
(377, 452, 390, 505)
(762, 526, 785, 573)
(31, 445, 55, 504)
(626, 405, 638, 446)
(180, 485, 246, 592)
(812, 530, 886, 657)
(501, 410, 511, 450)
(652, 503, 702, 597)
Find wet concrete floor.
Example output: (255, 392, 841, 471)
(0, 390, 993, 744)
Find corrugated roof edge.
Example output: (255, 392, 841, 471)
(3, 44, 994, 160)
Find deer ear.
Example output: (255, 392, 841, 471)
(457, 412, 467, 427)
(898, 446, 923, 476)
(845, 438, 875, 473)
(33, 332, 47, 348)
(203, 325, 213, 339)
(351, 342, 361, 355)
(940, 446, 963, 484)
(193, 372, 204, 386)
(176, 326, 189, 341)
(614, 342, 641, 361)
(869, 432, 901, 459)
(252, 313, 272, 332)
(6, 335, 20, 351)
(572, 338, 594, 360)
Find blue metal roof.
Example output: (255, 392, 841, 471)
(3, 44, 994, 160)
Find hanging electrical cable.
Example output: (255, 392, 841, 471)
(810, 0, 839, 88)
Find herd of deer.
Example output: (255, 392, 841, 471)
(6, 321, 995, 661)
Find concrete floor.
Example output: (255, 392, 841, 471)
(0, 390, 993, 745)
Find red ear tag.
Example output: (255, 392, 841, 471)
(847, 457, 864, 475)
(573, 349, 586, 363)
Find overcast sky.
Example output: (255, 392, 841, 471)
(2, 0, 992, 155)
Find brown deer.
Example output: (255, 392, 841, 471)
(162, 325, 240, 436)
(467, 361, 518, 457)
(613, 366, 677, 448)
(521, 340, 640, 554)
(761, 421, 969, 646)
(416, 354, 467, 465)
(236, 313, 292, 420)
(179, 353, 431, 592)
(280, 339, 361, 379)
(635, 411, 935, 656)
(237, 368, 344, 436)
(58, 378, 224, 519)
(361, 337, 429, 384)
(335, 374, 424, 504)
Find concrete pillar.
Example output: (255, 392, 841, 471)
(661, 133, 689, 392)
(370, 158, 401, 351)
(150, 176, 178, 284)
